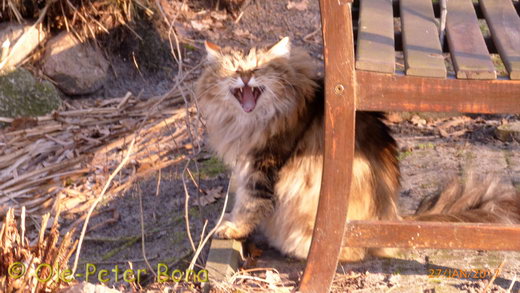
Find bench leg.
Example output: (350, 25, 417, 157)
(299, 0, 356, 292)
(299, 104, 355, 293)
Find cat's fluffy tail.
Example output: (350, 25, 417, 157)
(406, 175, 520, 224)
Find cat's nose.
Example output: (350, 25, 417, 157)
(240, 73, 252, 85)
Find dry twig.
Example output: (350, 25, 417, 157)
(0, 90, 193, 219)
(482, 259, 506, 293)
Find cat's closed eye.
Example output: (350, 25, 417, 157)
(236, 68, 259, 74)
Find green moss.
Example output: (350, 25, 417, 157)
(199, 157, 228, 178)
(189, 206, 200, 217)
(0, 68, 61, 119)
(184, 43, 196, 51)
(491, 54, 507, 76)
(171, 231, 186, 245)
(420, 183, 436, 189)
(101, 236, 140, 261)
(398, 150, 413, 161)
(417, 142, 435, 150)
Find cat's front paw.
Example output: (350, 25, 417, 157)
(214, 215, 250, 239)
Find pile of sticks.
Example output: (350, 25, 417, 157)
(0, 88, 198, 218)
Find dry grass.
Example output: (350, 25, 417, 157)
(0, 87, 198, 220)
(1, 0, 155, 41)
(0, 207, 77, 292)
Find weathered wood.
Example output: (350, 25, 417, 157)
(345, 220, 520, 250)
(446, 0, 496, 79)
(361, 31, 499, 55)
(356, 71, 520, 114)
(300, 0, 356, 292)
(400, 0, 447, 77)
(480, 0, 520, 79)
(355, 0, 395, 73)
(312, 0, 520, 291)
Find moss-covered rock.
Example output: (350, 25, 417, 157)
(0, 68, 61, 118)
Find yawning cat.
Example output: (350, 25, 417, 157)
(195, 37, 520, 261)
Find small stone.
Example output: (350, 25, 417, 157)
(411, 115, 427, 127)
(42, 32, 109, 95)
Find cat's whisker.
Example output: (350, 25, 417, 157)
(262, 78, 298, 101)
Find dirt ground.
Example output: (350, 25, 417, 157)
(42, 0, 520, 292)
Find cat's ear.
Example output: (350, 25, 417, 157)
(268, 37, 291, 59)
(204, 40, 222, 62)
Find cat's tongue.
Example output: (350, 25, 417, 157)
(241, 86, 256, 113)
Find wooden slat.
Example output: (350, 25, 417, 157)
(300, 0, 356, 292)
(400, 0, 447, 77)
(345, 220, 520, 250)
(356, 71, 520, 114)
(355, 0, 395, 73)
(481, 0, 520, 79)
(446, 0, 496, 79)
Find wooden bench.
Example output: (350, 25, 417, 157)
(300, 0, 520, 291)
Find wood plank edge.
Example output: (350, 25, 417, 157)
(406, 67, 447, 78)
(456, 70, 497, 80)
(356, 60, 395, 73)
(344, 220, 520, 251)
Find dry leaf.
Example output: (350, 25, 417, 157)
(410, 115, 426, 127)
(190, 20, 209, 31)
(265, 270, 283, 289)
(386, 112, 403, 124)
(193, 186, 224, 207)
(9, 117, 38, 131)
(243, 242, 263, 268)
(210, 11, 228, 21)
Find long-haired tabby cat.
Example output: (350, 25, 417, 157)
(195, 37, 520, 261)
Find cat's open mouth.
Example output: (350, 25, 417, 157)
(232, 85, 264, 113)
